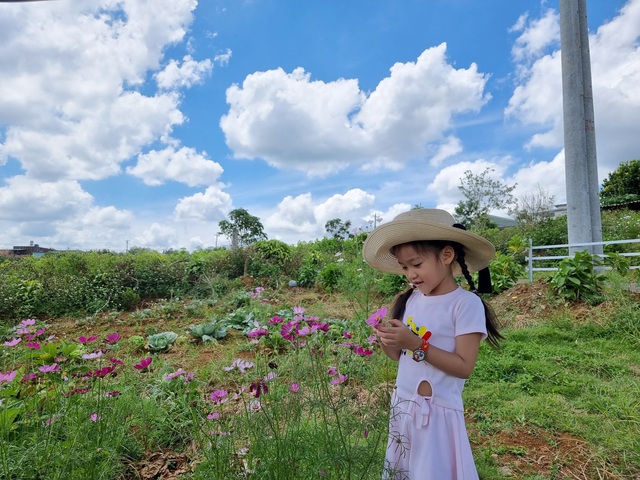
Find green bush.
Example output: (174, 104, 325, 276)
(489, 252, 525, 293)
(316, 263, 343, 292)
(549, 251, 605, 303)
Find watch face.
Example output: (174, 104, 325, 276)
(412, 349, 426, 362)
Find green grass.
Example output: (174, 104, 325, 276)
(1, 275, 639, 479)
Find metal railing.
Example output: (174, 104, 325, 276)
(526, 238, 640, 282)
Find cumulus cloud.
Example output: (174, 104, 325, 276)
(127, 146, 224, 187)
(264, 189, 376, 242)
(155, 55, 213, 90)
(174, 186, 233, 221)
(220, 43, 490, 175)
(0, 176, 93, 222)
(506, 1, 640, 176)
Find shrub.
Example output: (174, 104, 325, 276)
(549, 251, 605, 303)
(489, 252, 525, 293)
(316, 263, 343, 292)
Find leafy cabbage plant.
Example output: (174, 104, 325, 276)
(187, 319, 227, 342)
(146, 331, 179, 351)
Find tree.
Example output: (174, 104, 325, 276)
(325, 218, 353, 240)
(454, 168, 516, 229)
(218, 208, 267, 249)
(513, 185, 556, 225)
(600, 160, 640, 205)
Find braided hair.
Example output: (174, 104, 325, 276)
(389, 240, 502, 348)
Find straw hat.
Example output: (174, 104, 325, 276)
(362, 209, 495, 275)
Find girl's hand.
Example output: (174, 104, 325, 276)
(375, 319, 422, 351)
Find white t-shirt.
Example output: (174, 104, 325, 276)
(394, 287, 487, 410)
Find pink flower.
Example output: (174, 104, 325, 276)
(166, 368, 186, 380)
(367, 335, 377, 345)
(210, 389, 229, 404)
(353, 345, 373, 356)
(104, 332, 121, 344)
(62, 387, 91, 397)
(22, 373, 38, 382)
(0, 371, 18, 383)
(224, 358, 254, 374)
(16, 328, 30, 335)
(3, 338, 21, 347)
(342, 331, 353, 339)
(82, 351, 104, 360)
(327, 367, 338, 376)
(297, 326, 310, 337)
(78, 335, 98, 344)
(133, 357, 153, 370)
(207, 412, 220, 420)
(20, 318, 36, 326)
(34, 328, 46, 336)
(366, 307, 388, 328)
(89, 365, 116, 378)
(39, 364, 60, 373)
(330, 374, 348, 385)
(249, 400, 262, 412)
(281, 321, 298, 341)
(27, 342, 41, 350)
(90, 413, 99, 422)
(105, 390, 121, 397)
(292, 306, 305, 315)
(183, 372, 195, 384)
(289, 382, 300, 393)
(109, 358, 123, 365)
(267, 316, 284, 325)
(247, 327, 269, 339)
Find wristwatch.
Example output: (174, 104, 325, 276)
(412, 337, 430, 362)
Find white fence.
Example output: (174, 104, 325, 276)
(526, 238, 640, 282)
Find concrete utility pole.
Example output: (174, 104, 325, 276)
(559, 0, 603, 256)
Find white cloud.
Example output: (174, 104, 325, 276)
(220, 43, 490, 175)
(128, 146, 224, 187)
(174, 186, 233, 221)
(133, 223, 179, 251)
(264, 189, 376, 242)
(506, 1, 640, 176)
(0, 176, 93, 222)
(155, 55, 213, 90)
(511, 9, 560, 62)
(214, 48, 232, 66)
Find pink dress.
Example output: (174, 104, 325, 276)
(383, 287, 487, 480)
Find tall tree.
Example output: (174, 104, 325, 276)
(454, 168, 516, 229)
(219, 208, 267, 249)
(513, 185, 556, 225)
(325, 218, 352, 240)
(600, 160, 640, 205)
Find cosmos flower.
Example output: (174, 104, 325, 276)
(39, 364, 60, 373)
(104, 333, 121, 344)
(133, 357, 152, 370)
(366, 307, 388, 328)
(289, 382, 300, 393)
(210, 389, 229, 404)
(0, 371, 18, 383)
(3, 338, 21, 347)
(78, 335, 98, 344)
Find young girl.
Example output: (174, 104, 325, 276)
(362, 208, 502, 480)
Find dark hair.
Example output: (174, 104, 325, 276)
(389, 240, 502, 348)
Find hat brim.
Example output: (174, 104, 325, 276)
(362, 219, 495, 275)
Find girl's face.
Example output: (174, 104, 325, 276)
(394, 244, 458, 296)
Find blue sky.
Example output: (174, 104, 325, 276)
(0, 0, 638, 251)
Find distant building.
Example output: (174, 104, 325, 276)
(0, 241, 54, 258)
